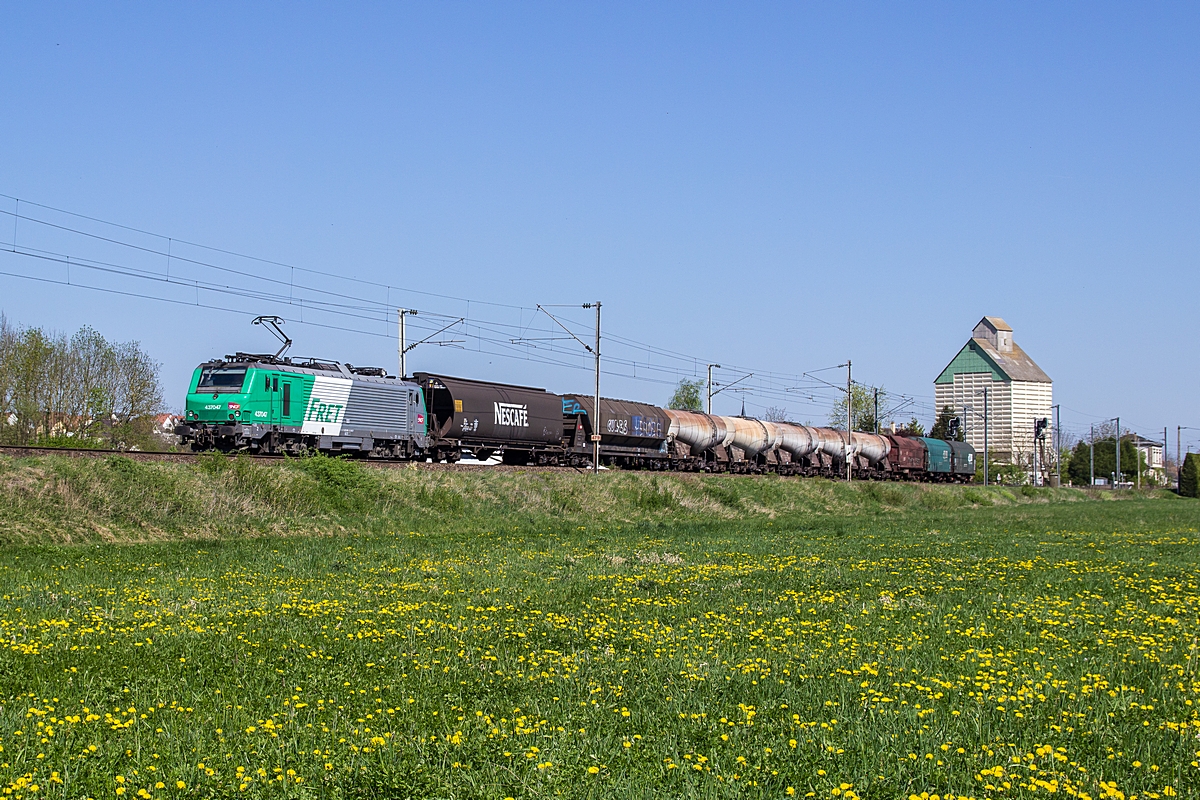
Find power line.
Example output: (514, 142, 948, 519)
(0, 191, 921, 414)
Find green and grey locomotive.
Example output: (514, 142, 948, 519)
(177, 354, 428, 458)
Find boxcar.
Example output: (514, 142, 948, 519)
(948, 441, 977, 482)
(919, 437, 953, 479)
(884, 434, 926, 477)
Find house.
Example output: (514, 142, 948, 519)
(1129, 433, 1164, 477)
(154, 413, 183, 446)
(934, 317, 1053, 470)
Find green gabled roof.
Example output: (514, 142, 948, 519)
(935, 340, 1006, 384)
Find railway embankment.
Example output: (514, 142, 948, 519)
(0, 451, 1182, 544)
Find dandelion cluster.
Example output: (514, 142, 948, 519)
(0, 505, 1197, 798)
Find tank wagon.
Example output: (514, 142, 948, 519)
(179, 351, 977, 483)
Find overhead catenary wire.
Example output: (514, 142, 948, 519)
(0, 245, 848, 410)
(15, 194, 1185, 446)
(0, 192, 930, 418)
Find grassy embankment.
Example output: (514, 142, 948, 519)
(0, 454, 1197, 799)
(0, 452, 1176, 544)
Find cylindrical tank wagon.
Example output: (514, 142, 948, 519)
(664, 409, 733, 466)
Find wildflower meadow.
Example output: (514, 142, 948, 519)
(0, 460, 1198, 799)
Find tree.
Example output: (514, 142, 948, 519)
(929, 405, 965, 441)
(895, 417, 925, 437)
(1181, 453, 1199, 498)
(0, 316, 165, 449)
(668, 378, 703, 412)
(828, 385, 887, 432)
(763, 406, 790, 422)
(1066, 440, 1091, 486)
(1065, 436, 1144, 486)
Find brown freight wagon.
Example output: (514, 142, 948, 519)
(884, 434, 925, 477)
(414, 372, 565, 464)
(562, 395, 671, 468)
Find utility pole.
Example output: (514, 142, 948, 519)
(397, 309, 417, 378)
(975, 387, 990, 486)
(535, 302, 601, 473)
(1115, 416, 1121, 489)
(706, 364, 721, 415)
(1090, 425, 1095, 487)
(1052, 404, 1061, 487)
(984, 388, 989, 486)
(874, 387, 879, 435)
(586, 302, 601, 474)
(845, 360, 853, 482)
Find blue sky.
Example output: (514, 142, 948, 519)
(1, 3, 1197, 448)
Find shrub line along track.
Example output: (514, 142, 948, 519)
(0, 444, 589, 473)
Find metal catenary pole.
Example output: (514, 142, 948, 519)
(1053, 404, 1061, 486)
(846, 360, 852, 482)
(592, 302, 601, 474)
(398, 309, 417, 378)
(1090, 424, 1096, 486)
(874, 388, 879, 435)
(707, 364, 720, 415)
(983, 387, 989, 486)
(535, 303, 600, 472)
(1112, 416, 1120, 489)
(1136, 434, 1140, 490)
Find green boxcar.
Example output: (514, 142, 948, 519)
(948, 440, 977, 480)
(919, 437, 953, 474)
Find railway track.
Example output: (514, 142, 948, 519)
(0, 445, 587, 473)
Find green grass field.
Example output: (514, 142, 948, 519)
(0, 455, 1198, 799)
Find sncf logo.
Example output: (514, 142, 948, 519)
(494, 402, 529, 427)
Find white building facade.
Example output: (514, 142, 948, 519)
(934, 317, 1053, 469)
(1130, 434, 1165, 480)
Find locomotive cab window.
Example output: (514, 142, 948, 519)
(197, 366, 248, 393)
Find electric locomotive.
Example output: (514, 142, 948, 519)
(176, 353, 428, 459)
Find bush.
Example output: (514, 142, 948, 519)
(1182, 453, 1200, 498)
(291, 455, 380, 513)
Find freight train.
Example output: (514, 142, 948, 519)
(176, 352, 976, 482)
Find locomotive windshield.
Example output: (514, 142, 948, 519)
(197, 366, 248, 393)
